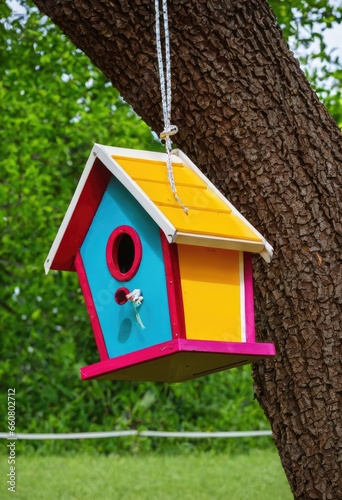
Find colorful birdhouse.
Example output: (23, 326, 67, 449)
(45, 144, 275, 382)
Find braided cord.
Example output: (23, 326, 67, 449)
(155, 0, 188, 214)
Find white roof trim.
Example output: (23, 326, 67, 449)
(44, 148, 97, 274)
(95, 144, 183, 164)
(260, 241, 274, 263)
(174, 232, 266, 253)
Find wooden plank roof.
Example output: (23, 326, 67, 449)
(45, 144, 273, 273)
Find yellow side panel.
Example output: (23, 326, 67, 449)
(177, 245, 244, 342)
(113, 156, 262, 242)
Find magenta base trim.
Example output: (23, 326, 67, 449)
(81, 339, 276, 382)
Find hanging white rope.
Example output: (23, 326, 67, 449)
(155, 0, 188, 214)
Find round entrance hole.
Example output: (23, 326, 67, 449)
(106, 225, 142, 281)
(114, 287, 130, 305)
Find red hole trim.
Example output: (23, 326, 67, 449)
(114, 287, 130, 305)
(106, 225, 142, 281)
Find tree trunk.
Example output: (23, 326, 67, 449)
(32, 0, 342, 497)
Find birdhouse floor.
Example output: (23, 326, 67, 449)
(80, 339, 275, 383)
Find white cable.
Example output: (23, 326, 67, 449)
(0, 430, 272, 440)
(155, 0, 188, 214)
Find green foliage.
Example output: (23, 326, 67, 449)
(268, 0, 342, 125)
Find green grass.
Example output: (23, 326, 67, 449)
(1, 449, 292, 499)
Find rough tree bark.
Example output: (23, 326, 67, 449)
(32, 0, 341, 498)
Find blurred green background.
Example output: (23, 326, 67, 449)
(1, 0, 341, 456)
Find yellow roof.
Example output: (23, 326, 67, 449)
(44, 145, 273, 275)
(112, 154, 262, 243)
